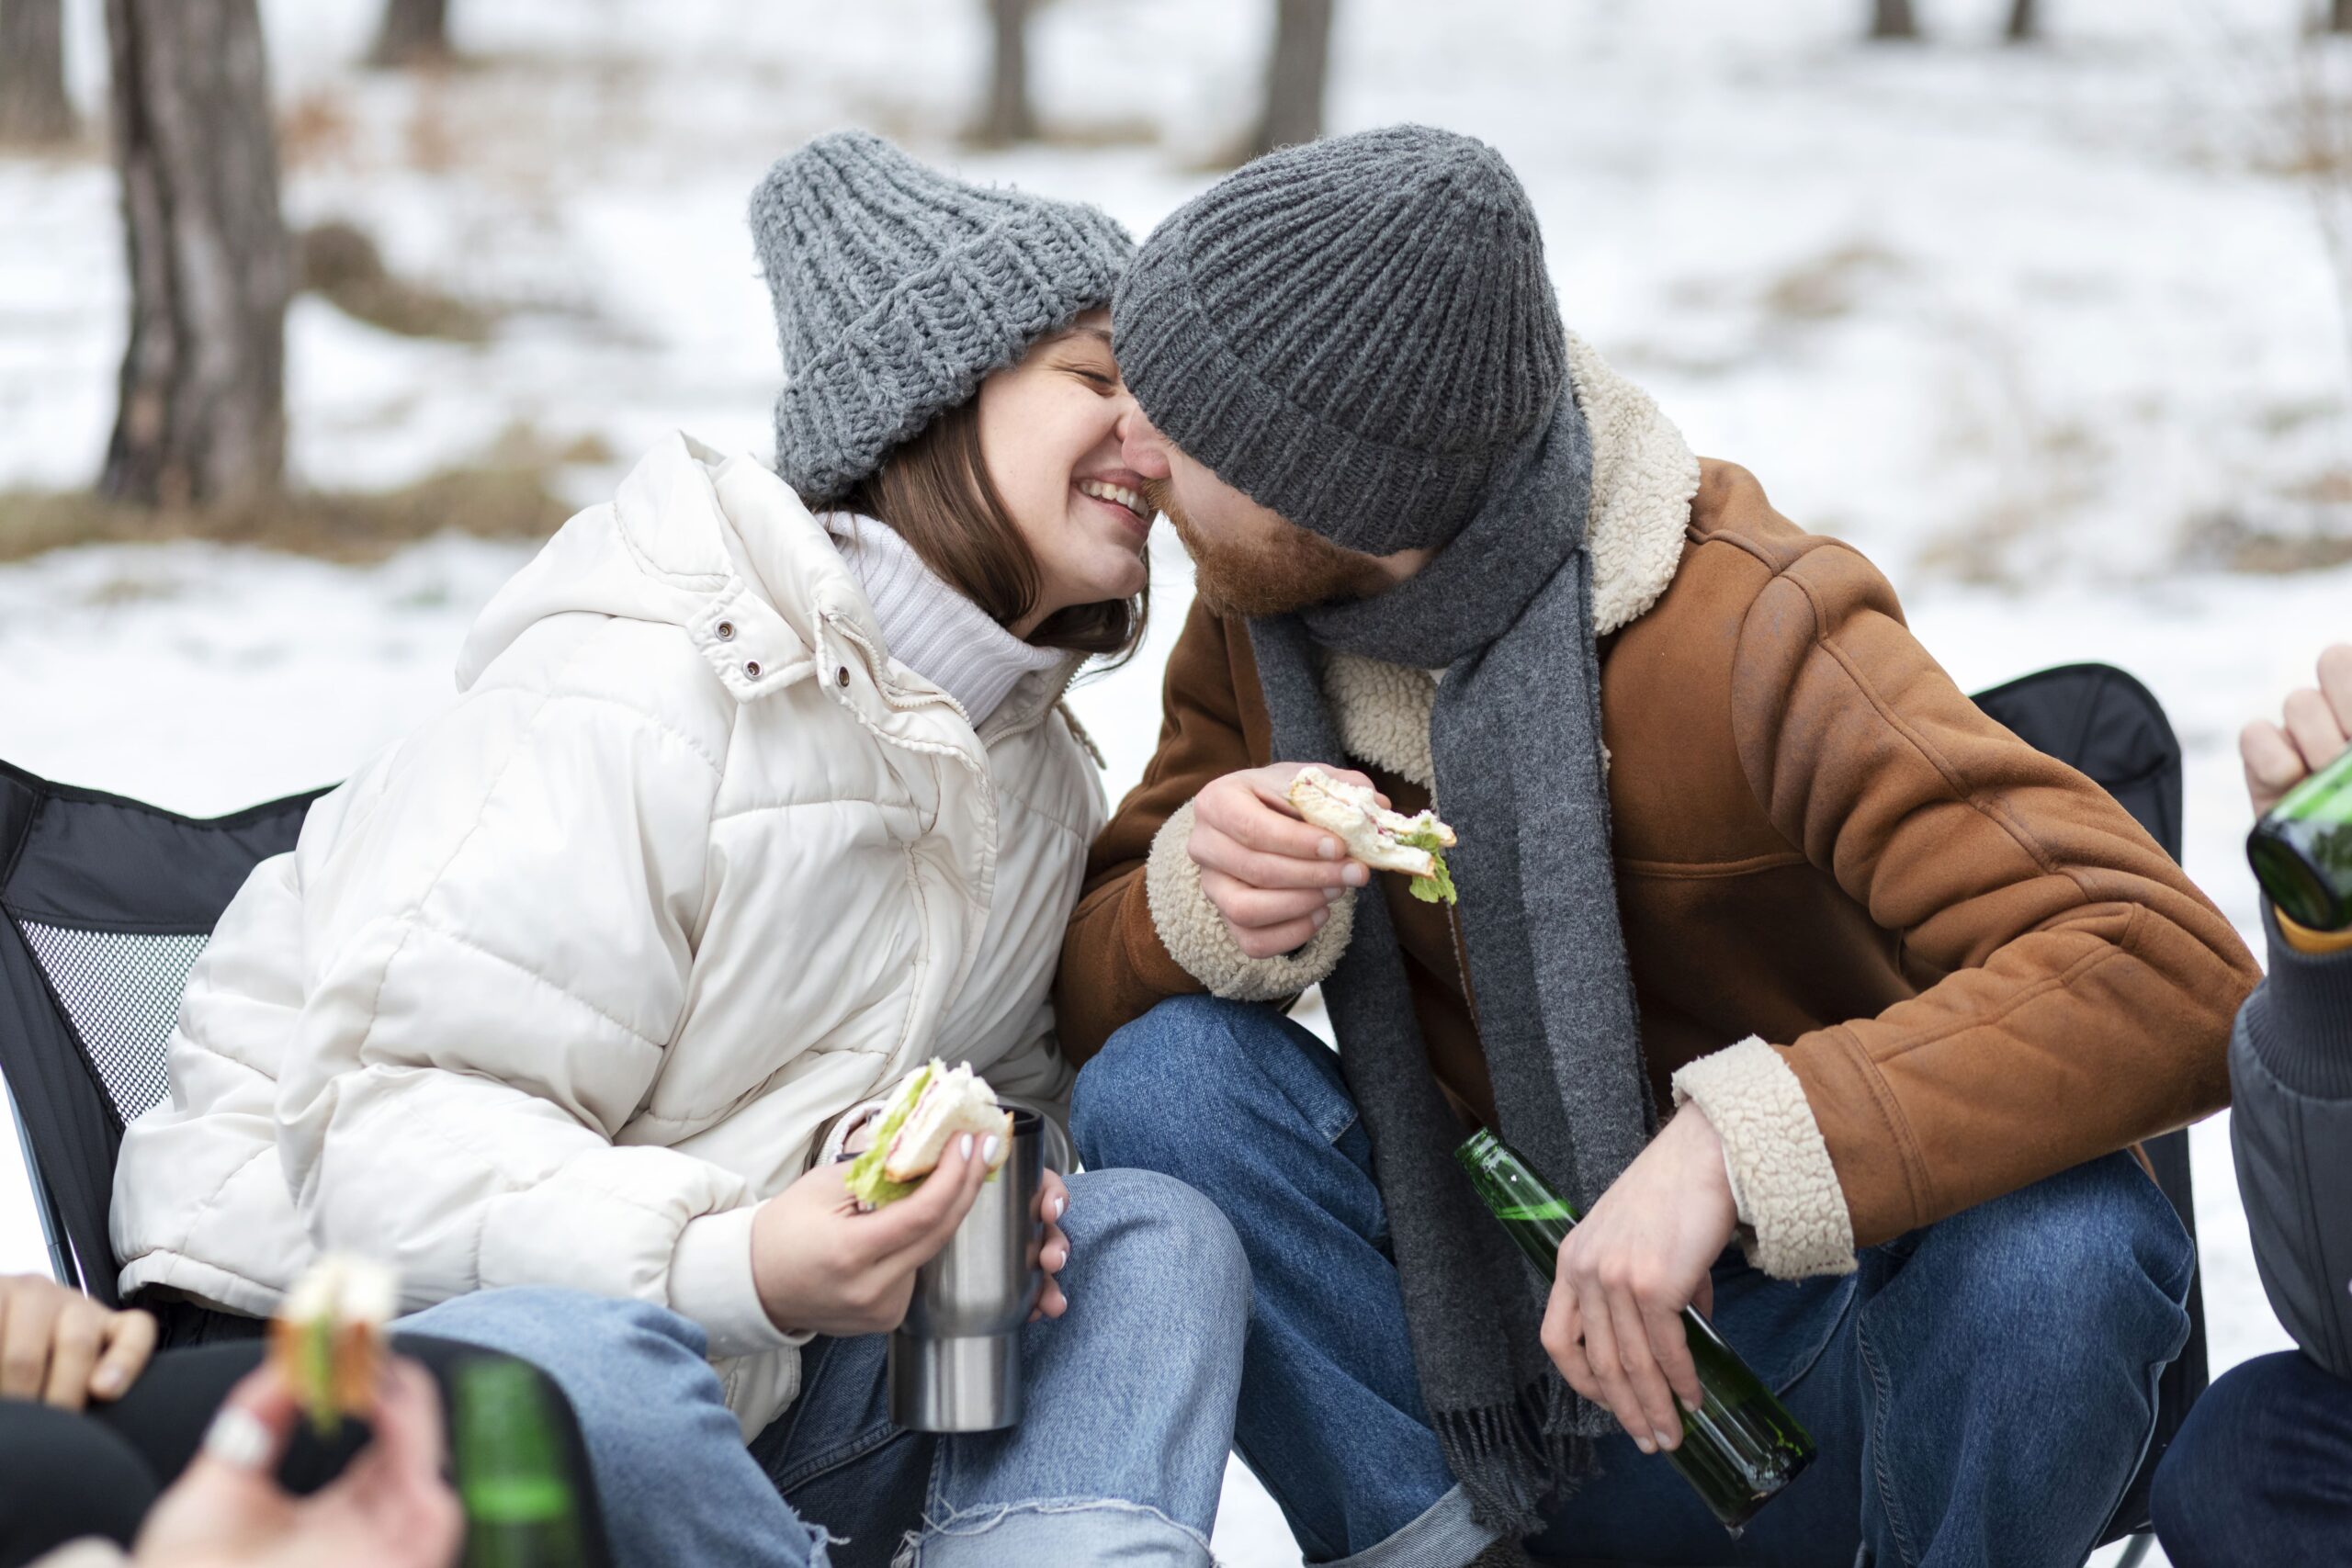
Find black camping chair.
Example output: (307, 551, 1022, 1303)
(0, 760, 325, 1303)
(1969, 663, 2204, 1568)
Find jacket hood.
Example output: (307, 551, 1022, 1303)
(456, 433, 850, 700)
(455, 434, 1083, 739)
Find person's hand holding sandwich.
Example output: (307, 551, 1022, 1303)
(1188, 763, 1390, 956)
(749, 1065, 1072, 1338)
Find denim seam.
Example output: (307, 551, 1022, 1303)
(2087, 1341, 2185, 1551)
(1217, 1003, 1359, 1147)
(2088, 1230, 2196, 1549)
(1855, 1310, 1923, 1568)
(770, 1412, 913, 1496)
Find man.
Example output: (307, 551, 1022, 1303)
(1057, 125, 2260, 1567)
(2152, 646, 2352, 1565)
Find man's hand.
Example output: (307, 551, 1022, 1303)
(0, 1273, 157, 1410)
(1542, 1108, 1737, 1456)
(750, 1134, 993, 1337)
(133, 1357, 461, 1568)
(1191, 763, 1378, 958)
(2243, 643, 2352, 818)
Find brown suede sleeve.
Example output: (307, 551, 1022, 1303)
(1729, 539, 2261, 1247)
(1054, 599, 1268, 1063)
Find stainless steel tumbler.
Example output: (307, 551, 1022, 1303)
(886, 1109, 1066, 1432)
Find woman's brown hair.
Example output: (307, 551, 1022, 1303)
(841, 396, 1148, 672)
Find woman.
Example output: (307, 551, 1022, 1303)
(28, 130, 1249, 1568)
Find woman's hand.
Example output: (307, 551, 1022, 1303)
(1540, 1109, 1736, 1456)
(0, 1273, 157, 1410)
(1032, 1168, 1070, 1323)
(749, 1134, 994, 1337)
(133, 1357, 460, 1568)
(2243, 643, 2352, 818)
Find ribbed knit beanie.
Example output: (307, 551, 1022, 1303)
(1114, 125, 1567, 557)
(751, 130, 1135, 505)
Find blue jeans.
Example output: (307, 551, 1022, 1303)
(1073, 995, 2196, 1568)
(2152, 1350, 2352, 1566)
(399, 1166, 1248, 1568)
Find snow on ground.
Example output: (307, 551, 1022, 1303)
(6, 1, 2349, 1562)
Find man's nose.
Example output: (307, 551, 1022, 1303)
(1116, 400, 1172, 481)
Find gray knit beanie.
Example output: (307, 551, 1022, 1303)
(751, 130, 1135, 505)
(1114, 125, 1567, 557)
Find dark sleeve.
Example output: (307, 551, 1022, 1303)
(2231, 905, 2352, 1381)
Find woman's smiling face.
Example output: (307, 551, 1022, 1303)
(974, 308, 1153, 637)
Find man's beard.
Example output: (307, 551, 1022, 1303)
(1146, 480, 1394, 618)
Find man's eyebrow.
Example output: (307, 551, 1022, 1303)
(1052, 325, 1115, 348)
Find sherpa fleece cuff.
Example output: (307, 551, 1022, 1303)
(1673, 1037, 1857, 1280)
(1146, 797, 1355, 1001)
(669, 1207, 809, 1358)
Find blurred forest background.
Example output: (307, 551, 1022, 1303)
(6, 3, 2352, 1562)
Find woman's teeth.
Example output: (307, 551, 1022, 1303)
(1078, 479, 1146, 519)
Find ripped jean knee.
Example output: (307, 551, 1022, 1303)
(891, 1495, 1217, 1568)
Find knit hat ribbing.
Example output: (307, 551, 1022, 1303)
(751, 130, 1135, 505)
(1113, 125, 1567, 557)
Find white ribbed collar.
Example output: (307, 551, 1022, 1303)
(820, 512, 1064, 727)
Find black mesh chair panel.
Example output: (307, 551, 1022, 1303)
(15, 921, 208, 1125)
(0, 759, 322, 1304)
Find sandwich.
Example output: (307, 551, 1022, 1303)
(269, 1254, 397, 1434)
(844, 1061, 1014, 1208)
(1286, 764, 1459, 905)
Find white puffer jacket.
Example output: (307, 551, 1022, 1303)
(109, 434, 1100, 1432)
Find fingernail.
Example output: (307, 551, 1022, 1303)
(1634, 1435, 1657, 1455)
(1654, 1429, 1678, 1452)
(1053, 1194, 1068, 1220)
(1323, 885, 1341, 903)
(982, 1134, 1001, 1165)
(92, 1368, 124, 1397)
(1310, 907, 1327, 929)
(1343, 863, 1368, 886)
(1317, 838, 1338, 860)
(960, 1134, 975, 1159)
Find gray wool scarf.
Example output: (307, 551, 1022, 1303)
(1248, 389, 1655, 1532)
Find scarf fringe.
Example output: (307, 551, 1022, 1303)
(1435, 1377, 1601, 1536)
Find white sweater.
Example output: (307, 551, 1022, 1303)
(821, 511, 1064, 727)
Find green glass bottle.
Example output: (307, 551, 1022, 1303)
(2248, 742, 2352, 932)
(454, 1357, 591, 1568)
(1454, 1127, 1815, 1536)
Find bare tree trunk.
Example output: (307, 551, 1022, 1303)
(101, 0, 288, 512)
(1868, 0, 1920, 40)
(1247, 0, 1334, 157)
(0, 0, 75, 144)
(971, 0, 1035, 146)
(368, 0, 450, 69)
(2006, 0, 2039, 40)
(2331, 0, 2352, 37)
